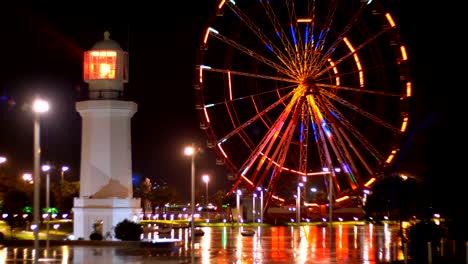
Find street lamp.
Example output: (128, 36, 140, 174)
(60, 166, 69, 210)
(252, 193, 257, 223)
(42, 164, 51, 251)
(236, 189, 242, 223)
(202, 174, 209, 205)
(0, 156, 6, 164)
(310, 187, 317, 203)
(32, 98, 49, 257)
(257, 186, 264, 224)
(296, 182, 304, 224)
(184, 144, 199, 258)
(60, 166, 69, 184)
(23, 173, 33, 183)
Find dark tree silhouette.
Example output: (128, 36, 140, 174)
(2, 188, 31, 238)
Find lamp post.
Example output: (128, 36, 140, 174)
(184, 144, 198, 259)
(32, 98, 49, 260)
(0, 156, 6, 164)
(236, 189, 242, 223)
(60, 166, 69, 185)
(252, 193, 257, 223)
(202, 174, 209, 205)
(42, 164, 51, 251)
(296, 182, 304, 224)
(60, 166, 69, 211)
(257, 186, 263, 224)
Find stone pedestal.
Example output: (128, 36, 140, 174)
(73, 197, 141, 240)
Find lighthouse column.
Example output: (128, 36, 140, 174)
(76, 100, 136, 198)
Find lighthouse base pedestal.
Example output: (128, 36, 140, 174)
(72, 197, 141, 240)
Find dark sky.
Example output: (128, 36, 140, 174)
(0, 1, 462, 203)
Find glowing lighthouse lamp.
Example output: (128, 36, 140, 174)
(83, 31, 129, 99)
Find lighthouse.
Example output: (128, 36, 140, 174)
(72, 31, 141, 239)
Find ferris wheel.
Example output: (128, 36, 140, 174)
(194, 0, 411, 211)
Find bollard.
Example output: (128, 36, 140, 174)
(428, 241, 432, 264)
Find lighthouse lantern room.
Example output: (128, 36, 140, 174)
(83, 31, 129, 99)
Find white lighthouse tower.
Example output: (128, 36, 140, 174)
(72, 31, 141, 239)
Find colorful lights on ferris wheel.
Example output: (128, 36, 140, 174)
(204, 27, 219, 44)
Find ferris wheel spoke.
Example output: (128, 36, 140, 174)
(259, 1, 294, 48)
(314, 97, 377, 179)
(224, 1, 299, 76)
(231, 93, 303, 191)
(310, 3, 368, 71)
(217, 91, 296, 144)
(201, 67, 296, 83)
(313, 27, 391, 77)
(318, 95, 385, 162)
(224, 101, 257, 151)
(317, 82, 403, 97)
(207, 31, 295, 78)
(320, 89, 402, 133)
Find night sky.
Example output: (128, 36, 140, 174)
(0, 1, 462, 203)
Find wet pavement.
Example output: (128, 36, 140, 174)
(0, 223, 406, 263)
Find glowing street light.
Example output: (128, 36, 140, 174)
(23, 173, 33, 183)
(236, 189, 242, 223)
(184, 144, 199, 259)
(202, 174, 209, 205)
(60, 166, 69, 184)
(297, 182, 304, 224)
(0, 156, 6, 164)
(257, 186, 264, 224)
(32, 98, 49, 257)
(252, 193, 257, 223)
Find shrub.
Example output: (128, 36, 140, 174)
(114, 219, 142, 241)
(89, 232, 103, 240)
(405, 220, 443, 261)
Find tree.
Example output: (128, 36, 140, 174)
(51, 181, 79, 214)
(149, 185, 178, 213)
(139, 178, 152, 216)
(312, 190, 329, 205)
(363, 175, 418, 221)
(0, 164, 17, 202)
(363, 174, 420, 246)
(2, 188, 31, 238)
(211, 190, 228, 209)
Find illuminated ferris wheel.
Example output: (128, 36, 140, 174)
(194, 0, 411, 211)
